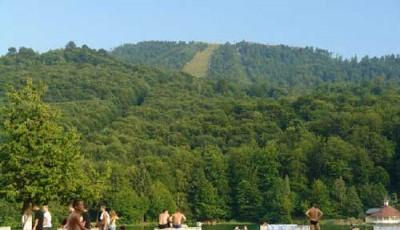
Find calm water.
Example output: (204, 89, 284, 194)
(125, 224, 373, 230)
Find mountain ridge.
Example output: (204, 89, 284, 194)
(111, 41, 400, 92)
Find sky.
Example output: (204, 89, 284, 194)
(0, 0, 399, 57)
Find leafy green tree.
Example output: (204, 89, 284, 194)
(268, 176, 294, 223)
(359, 183, 387, 208)
(189, 167, 224, 220)
(7, 47, 17, 56)
(343, 186, 363, 218)
(18, 47, 37, 59)
(132, 163, 153, 196)
(201, 146, 230, 218)
(148, 181, 177, 220)
(320, 137, 354, 182)
(0, 199, 20, 226)
(254, 144, 280, 193)
(310, 179, 332, 216)
(65, 41, 77, 50)
(331, 177, 347, 217)
(0, 79, 88, 208)
(110, 186, 149, 223)
(236, 179, 262, 221)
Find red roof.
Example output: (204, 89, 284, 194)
(370, 205, 400, 217)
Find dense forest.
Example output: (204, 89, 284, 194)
(0, 41, 400, 226)
(111, 41, 208, 70)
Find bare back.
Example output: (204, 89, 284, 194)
(65, 212, 85, 230)
(171, 212, 186, 225)
(159, 213, 169, 225)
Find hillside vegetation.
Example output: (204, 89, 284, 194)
(114, 41, 400, 93)
(0, 41, 400, 225)
(111, 41, 207, 70)
(182, 44, 219, 77)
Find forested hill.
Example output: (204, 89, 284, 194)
(111, 41, 208, 70)
(1, 42, 400, 225)
(112, 41, 400, 93)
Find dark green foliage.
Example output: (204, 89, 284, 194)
(111, 41, 208, 70)
(236, 179, 262, 221)
(148, 181, 177, 220)
(189, 168, 224, 220)
(310, 180, 333, 216)
(0, 42, 400, 224)
(208, 43, 248, 84)
(0, 199, 20, 226)
(343, 186, 363, 218)
(331, 177, 347, 217)
(208, 42, 400, 94)
(112, 41, 400, 97)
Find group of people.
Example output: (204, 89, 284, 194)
(158, 209, 187, 229)
(159, 204, 323, 230)
(22, 204, 52, 230)
(97, 205, 120, 230)
(22, 201, 120, 230)
(21, 202, 323, 230)
(63, 201, 120, 230)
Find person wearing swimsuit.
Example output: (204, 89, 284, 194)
(158, 209, 170, 229)
(306, 204, 323, 230)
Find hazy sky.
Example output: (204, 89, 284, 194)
(1, 0, 399, 57)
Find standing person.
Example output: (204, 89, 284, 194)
(305, 204, 323, 230)
(170, 209, 186, 228)
(82, 207, 91, 230)
(109, 210, 119, 230)
(260, 222, 268, 230)
(64, 200, 86, 230)
(61, 204, 75, 228)
(33, 204, 44, 230)
(158, 209, 170, 229)
(22, 204, 33, 230)
(99, 205, 110, 230)
(43, 205, 52, 230)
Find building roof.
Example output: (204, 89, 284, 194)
(370, 205, 400, 217)
(366, 208, 381, 215)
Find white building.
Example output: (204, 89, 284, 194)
(365, 201, 400, 224)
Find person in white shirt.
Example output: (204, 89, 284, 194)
(43, 205, 52, 230)
(99, 205, 110, 230)
(109, 210, 119, 230)
(22, 204, 33, 230)
(260, 221, 269, 230)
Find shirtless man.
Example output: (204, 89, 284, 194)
(170, 209, 186, 228)
(64, 200, 87, 230)
(305, 204, 323, 230)
(158, 209, 170, 229)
